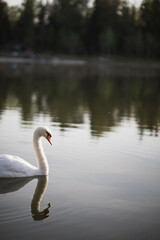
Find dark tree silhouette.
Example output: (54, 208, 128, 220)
(0, 0, 160, 58)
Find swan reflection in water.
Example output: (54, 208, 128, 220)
(31, 176, 51, 220)
(0, 175, 51, 221)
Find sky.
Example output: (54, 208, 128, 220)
(5, 0, 143, 8)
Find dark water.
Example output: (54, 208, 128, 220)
(0, 62, 160, 240)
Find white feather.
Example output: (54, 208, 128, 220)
(0, 126, 52, 178)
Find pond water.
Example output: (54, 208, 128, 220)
(0, 62, 160, 240)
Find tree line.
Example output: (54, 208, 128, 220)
(0, 0, 160, 58)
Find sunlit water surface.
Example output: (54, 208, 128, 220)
(0, 63, 160, 240)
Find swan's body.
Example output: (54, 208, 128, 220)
(0, 127, 52, 178)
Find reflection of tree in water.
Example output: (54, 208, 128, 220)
(0, 66, 34, 121)
(134, 80, 160, 137)
(0, 64, 160, 137)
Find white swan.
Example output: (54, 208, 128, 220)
(0, 126, 52, 178)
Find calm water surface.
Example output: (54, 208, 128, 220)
(0, 62, 160, 240)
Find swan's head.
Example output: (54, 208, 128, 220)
(34, 126, 52, 145)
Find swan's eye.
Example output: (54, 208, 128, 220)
(46, 131, 52, 145)
(46, 131, 52, 138)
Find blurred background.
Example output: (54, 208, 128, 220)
(1, 1, 160, 240)
(0, 0, 160, 59)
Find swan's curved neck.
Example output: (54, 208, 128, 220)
(33, 132, 49, 175)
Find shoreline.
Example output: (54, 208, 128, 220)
(0, 55, 160, 69)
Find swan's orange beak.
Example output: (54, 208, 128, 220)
(46, 135, 52, 145)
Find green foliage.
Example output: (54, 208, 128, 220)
(0, 0, 160, 58)
(134, 31, 144, 56)
(46, 0, 88, 54)
(0, 1, 11, 46)
(17, 0, 35, 48)
(139, 0, 160, 58)
(99, 27, 116, 55)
